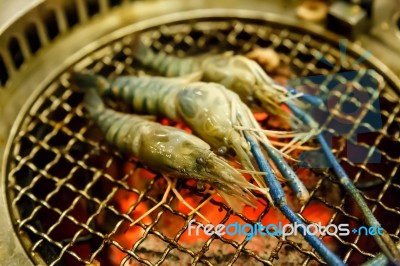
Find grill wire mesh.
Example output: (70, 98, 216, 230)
(5, 18, 400, 265)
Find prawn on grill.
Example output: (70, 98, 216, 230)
(82, 88, 270, 224)
(73, 76, 346, 266)
(71, 73, 310, 204)
(132, 40, 324, 122)
(132, 40, 323, 151)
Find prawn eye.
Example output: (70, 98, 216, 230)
(196, 157, 206, 165)
(196, 182, 206, 192)
(246, 95, 255, 103)
(217, 146, 228, 155)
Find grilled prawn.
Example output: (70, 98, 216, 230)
(83, 88, 266, 215)
(72, 74, 309, 203)
(133, 41, 294, 121)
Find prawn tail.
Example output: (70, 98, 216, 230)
(83, 89, 106, 119)
(132, 38, 157, 67)
(70, 73, 109, 94)
(132, 39, 200, 77)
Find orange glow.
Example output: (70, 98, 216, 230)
(109, 188, 153, 266)
(254, 112, 269, 121)
(280, 104, 290, 113)
(303, 202, 334, 244)
(107, 118, 335, 265)
(160, 118, 192, 133)
(303, 203, 332, 226)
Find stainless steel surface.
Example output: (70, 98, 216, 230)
(0, 0, 399, 265)
(0, 0, 42, 30)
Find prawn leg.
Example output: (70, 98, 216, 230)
(163, 175, 210, 223)
(187, 191, 216, 217)
(128, 176, 172, 228)
(234, 100, 310, 204)
(131, 44, 315, 203)
(286, 101, 400, 264)
(128, 175, 210, 227)
(74, 73, 310, 205)
(82, 88, 268, 217)
(247, 136, 345, 266)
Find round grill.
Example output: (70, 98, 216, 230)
(1, 3, 399, 266)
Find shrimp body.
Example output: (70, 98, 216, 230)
(83, 89, 264, 211)
(72, 74, 310, 202)
(78, 75, 246, 155)
(175, 82, 249, 153)
(92, 75, 184, 120)
(73, 74, 265, 187)
(134, 42, 289, 119)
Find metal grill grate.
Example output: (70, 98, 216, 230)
(5, 17, 400, 265)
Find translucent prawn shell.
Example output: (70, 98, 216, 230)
(201, 54, 259, 103)
(135, 124, 257, 209)
(89, 97, 253, 200)
(175, 81, 249, 153)
(199, 54, 288, 117)
(137, 124, 213, 177)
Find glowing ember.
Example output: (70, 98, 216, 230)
(108, 186, 333, 265)
(105, 124, 336, 265)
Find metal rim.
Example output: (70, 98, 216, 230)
(2, 8, 399, 266)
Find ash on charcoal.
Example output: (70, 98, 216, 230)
(121, 233, 196, 265)
(203, 239, 239, 264)
(135, 234, 172, 264)
(121, 230, 321, 265)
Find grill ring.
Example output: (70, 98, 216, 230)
(1, 6, 400, 266)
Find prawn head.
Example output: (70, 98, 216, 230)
(202, 55, 291, 122)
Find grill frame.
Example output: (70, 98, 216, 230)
(0, 3, 400, 266)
